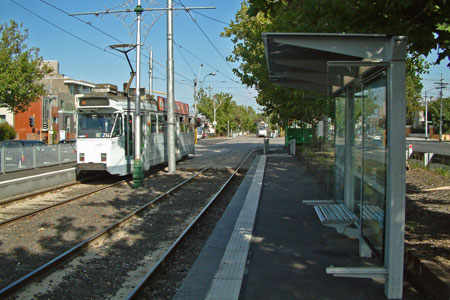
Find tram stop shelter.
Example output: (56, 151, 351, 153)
(262, 33, 407, 299)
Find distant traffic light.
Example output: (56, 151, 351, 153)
(29, 116, 35, 128)
(196, 118, 201, 127)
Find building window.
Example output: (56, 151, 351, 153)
(65, 116, 71, 131)
(42, 97, 50, 129)
(0, 115, 6, 123)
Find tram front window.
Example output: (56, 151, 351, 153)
(78, 113, 115, 138)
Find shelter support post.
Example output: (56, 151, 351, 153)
(384, 56, 406, 300)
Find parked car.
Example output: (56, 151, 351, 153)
(58, 139, 76, 144)
(0, 140, 45, 148)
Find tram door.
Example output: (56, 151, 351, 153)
(125, 114, 134, 157)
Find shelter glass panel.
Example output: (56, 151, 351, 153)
(329, 63, 388, 257)
(361, 75, 387, 256)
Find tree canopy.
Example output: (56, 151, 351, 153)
(197, 89, 259, 135)
(247, 0, 450, 66)
(222, 0, 448, 127)
(0, 20, 52, 113)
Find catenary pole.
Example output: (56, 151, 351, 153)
(167, 0, 176, 174)
(133, 1, 144, 188)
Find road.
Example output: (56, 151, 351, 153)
(406, 139, 450, 156)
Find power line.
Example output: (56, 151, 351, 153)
(9, 0, 124, 60)
(177, 0, 235, 72)
(173, 40, 241, 84)
(175, 44, 197, 78)
(39, 0, 124, 44)
(191, 9, 229, 25)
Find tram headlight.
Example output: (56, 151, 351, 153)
(101, 153, 107, 162)
(79, 153, 85, 162)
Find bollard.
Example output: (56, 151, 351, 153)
(289, 138, 296, 155)
(424, 153, 434, 167)
(264, 138, 269, 155)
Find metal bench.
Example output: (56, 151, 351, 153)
(303, 201, 359, 238)
(303, 200, 386, 278)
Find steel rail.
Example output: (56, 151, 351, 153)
(125, 148, 256, 299)
(0, 178, 126, 227)
(0, 164, 167, 226)
(0, 174, 98, 206)
(0, 167, 209, 298)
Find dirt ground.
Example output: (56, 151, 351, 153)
(405, 167, 450, 273)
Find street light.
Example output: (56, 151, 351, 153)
(193, 71, 215, 143)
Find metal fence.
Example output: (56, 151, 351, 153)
(0, 143, 77, 174)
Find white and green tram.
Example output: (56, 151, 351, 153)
(76, 89, 194, 176)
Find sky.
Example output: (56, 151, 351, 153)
(0, 0, 261, 113)
(1, 0, 449, 113)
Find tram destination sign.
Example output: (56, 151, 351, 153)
(79, 98, 110, 107)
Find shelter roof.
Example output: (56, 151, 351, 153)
(262, 33, 406, 95)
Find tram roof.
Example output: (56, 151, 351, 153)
(262, 33, 406, 95)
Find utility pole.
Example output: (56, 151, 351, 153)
(425, 91, 428, 140)
(194, 64, 203, 145)
(149, 47, 153, 97)
(434, 74, 449, 142)
(167, 0, 176, 174)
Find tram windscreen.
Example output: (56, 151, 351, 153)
(77, 113, 115, 138)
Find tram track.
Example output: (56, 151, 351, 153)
(0, 176, 127, 227)
(0, 165, 169, 227)
(0, 147, 255, 299)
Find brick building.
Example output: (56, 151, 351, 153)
(14, 61, 96, 143)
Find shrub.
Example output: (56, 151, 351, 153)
(0, 122, 16, 141)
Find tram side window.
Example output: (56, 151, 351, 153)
(112, 114, 123, 137)
(158, 114, 165, 133)
(179, 117, 185, 132)
(188, 118, 193, 132)
(151, 113, 157, 134)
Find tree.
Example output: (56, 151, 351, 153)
(0, 20, 52, 113)
(0, 122, 16, 141)
(428, 97, 450, 134)
(406, 57, 426, 125)
(247, 0, 450, 66)
(222, 2, 336, 132)
(223, 1, 434, 130)
(197, 89, 259, 135)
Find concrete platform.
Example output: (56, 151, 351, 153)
(175, 148, 425, 300)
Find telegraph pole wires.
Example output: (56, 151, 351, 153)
(434, 74, 449, 142)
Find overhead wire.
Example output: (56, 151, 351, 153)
(175, 44, 197, 79)
(13, 0, 256, 106)
(9, 0, 124, 60)
(191, 10, 229, 26)
(39, 0, 124, 44)
(173, 41, 241, 84)
(177, 0, 235, 72)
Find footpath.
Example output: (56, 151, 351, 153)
(175, 144, 430, 299)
